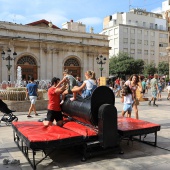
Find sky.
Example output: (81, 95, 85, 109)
(0, 0, 167, 33)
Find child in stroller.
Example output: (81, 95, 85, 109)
(0, 96, 18, 125)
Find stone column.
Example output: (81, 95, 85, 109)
(46, 49, 53, 80)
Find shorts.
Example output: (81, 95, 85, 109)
(158, 88, 162, 93)
(151, 91, 157, 98)
(29, 96, 37, 104)
(47, 109, 63, 122)
(123, 104, 132, 112)
(81, 89, 91, 99)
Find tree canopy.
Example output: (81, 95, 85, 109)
(158, 61, 169, 75)
(109, 53, 144, 76)
(143, 62, 157, 76)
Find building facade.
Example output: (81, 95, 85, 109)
(0, 20, 110, 82)
(101, 8, 169, 66)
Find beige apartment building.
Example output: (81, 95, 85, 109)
(101, 8, 169, 66)
(0, 20, 110, 82)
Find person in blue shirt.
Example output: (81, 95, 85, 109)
(26, 77, 38, 117)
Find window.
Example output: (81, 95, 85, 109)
(114, 28, 118, 35)
(144, 40, 148, 45)
(138, 39, 142, 44)
(138, 30, 142, 34)
(137, 49, 142, 54)
(150, 23, 154, 29)
(64, 58, 80, 66)
(131, 29, 135, 34)
(123, 48, 128, 53)
(159, 43, 168, 47)
(109, 29, 113, 35)
(144, 50, 148, 55)
(128, 20, 131, 24)
(144, 31, 148, 35)
(151, 41, 155, 46)
(151, 50, 154, 55)
(114, 38, 118, 45)
(151, 31, 155, 36)
(136, 21, 138, 25)
(17, 56, 37, 65)
(159, 33, 168, 38)
(160, 25, 163, 30)
(130, 49, 135, 54)
(130, 39, 135, 44)
(123, 38, 128, 43)
(143, 22, 146, 27)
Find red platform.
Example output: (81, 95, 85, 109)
(117, 117, 161, 146)
(12, 117, 161, 170)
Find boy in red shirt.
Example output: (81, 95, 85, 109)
(43, 77, 68, 127)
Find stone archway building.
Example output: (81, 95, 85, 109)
(0, 19, 110, 82)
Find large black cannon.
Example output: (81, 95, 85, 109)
(62, 86, 115, 126)
(11, 86, 119, 169)
(62, 86, 118, 148)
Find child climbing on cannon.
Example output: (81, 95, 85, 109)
(70, 70, 97, 101)
(60, 69, 77, 105)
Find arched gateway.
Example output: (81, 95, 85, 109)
(17, 56, 37, 80)
(64, 57, 81, 77)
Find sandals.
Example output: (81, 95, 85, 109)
(35, 114, 39, 116)
(27, 115, 32, 118)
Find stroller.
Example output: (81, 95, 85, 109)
(0, 99, 18, 126)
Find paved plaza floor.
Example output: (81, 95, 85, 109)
(0, 90, 170, 170)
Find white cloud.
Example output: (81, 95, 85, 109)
(77, 17, 102, 26)
(151, 7, 162, 13)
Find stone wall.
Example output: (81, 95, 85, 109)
(5, 100, 48, 112)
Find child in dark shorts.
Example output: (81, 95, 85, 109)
(47, 110, 63, 123)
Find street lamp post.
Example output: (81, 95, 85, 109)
(96, 54, 107, 77)
(1, 49, 17, 82)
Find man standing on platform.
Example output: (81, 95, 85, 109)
(148, 74, 158, 107)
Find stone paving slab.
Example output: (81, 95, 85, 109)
(0, 90, 170, 169)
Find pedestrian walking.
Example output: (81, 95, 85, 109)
(148, 74, 159, 106)
(125, 74, 142, 119)
(26, 77, 38, 117)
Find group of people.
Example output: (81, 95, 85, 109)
(120, 74, 142, 120)
(120, 74, 168, 120)
(26, 70, 97, 127)
(25, 71, 168, 127)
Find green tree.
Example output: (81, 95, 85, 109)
(143, 62, 157, 76)
(109, 52, 144, 76)
(158, 61, 169, 75)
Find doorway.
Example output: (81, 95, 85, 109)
(17, 56, 37, 80)
(64, 57, 81, 77)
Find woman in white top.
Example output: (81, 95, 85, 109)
(125, 74, 142, 119)
(121, 85, 134, 118)
(70, 70, 97, 101)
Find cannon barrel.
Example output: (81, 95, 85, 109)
(61, 86, 115, 126)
